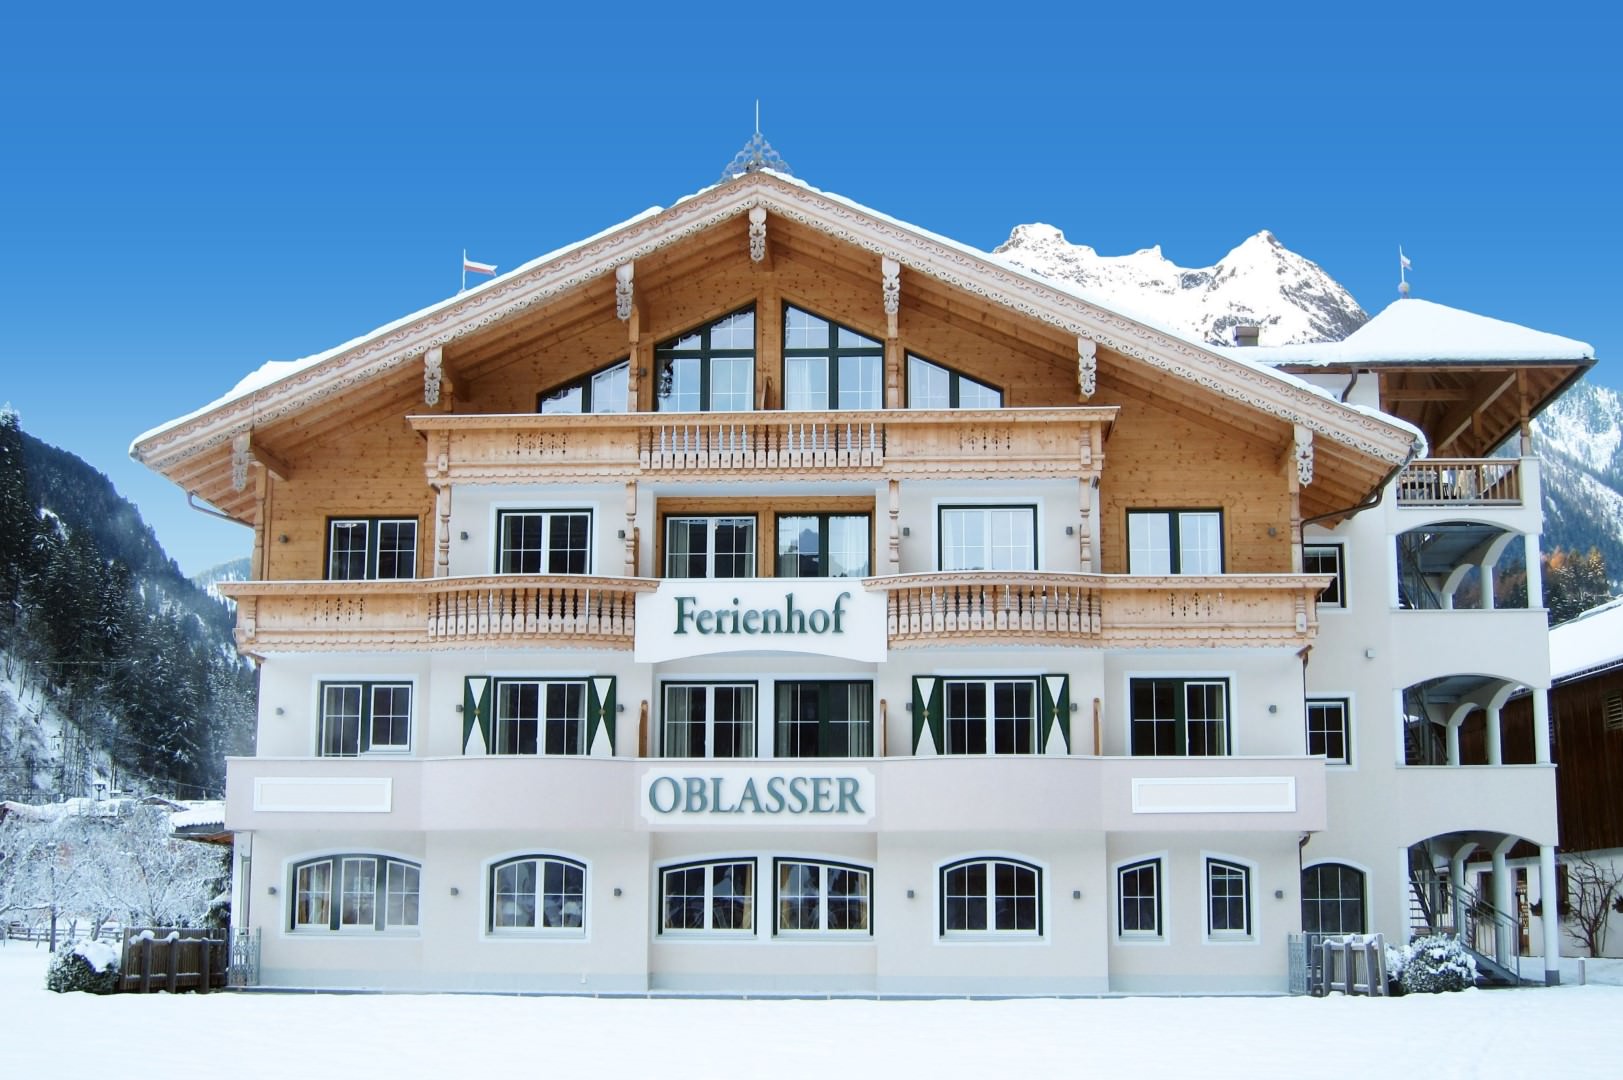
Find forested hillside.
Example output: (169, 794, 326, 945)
(0, 409, 254, 800)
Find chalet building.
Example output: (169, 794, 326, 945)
(131, 150, 1594, 994)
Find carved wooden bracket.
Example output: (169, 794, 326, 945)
(1294, 425, 1314, 486)
(881, 257, 900, 316)
(232, 431, 292, 491)
(231, 434, 250, 492)
(1078, 337, 1097, 400)
(748, 207, 768, 263)
(423, 346, 443, 406)
(615, 262, 634, 321)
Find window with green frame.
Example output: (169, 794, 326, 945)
(775, 681, 873, 758)
(1127, 509, 1223, 575)
(655, 307, 756, 412)
(782, 305, 883, 410)
(536, 359, 629, 414)
(318, 681, 411, 756)
(326, 517, 418, 580)
(907, 354, 1001, 409)
(776, 513, 870, 578)
(1129, 677, 1230, 756)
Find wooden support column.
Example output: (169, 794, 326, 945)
(425, 430, 452, 578)
(887, 479, 901, 574)
(882, 257, 901, 407)
(1286, 425, 1312, 572)
(758, 279, 781, 410)
(624, 481, 638, 577)
(249, 468, 272, 580)
(1517, 369, 1533, 454)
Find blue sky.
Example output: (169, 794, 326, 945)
(3, 2, 1617, 574)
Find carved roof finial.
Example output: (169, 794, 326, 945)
(721, 103, 792, 182)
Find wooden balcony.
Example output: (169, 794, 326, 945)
(221, 575, 659, 654)
(865, 571, 1331, 648)
(411, 407, 1116, 484)
(1396, 458, 1523, 507)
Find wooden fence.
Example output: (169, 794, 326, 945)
(118, 928, 229, 993)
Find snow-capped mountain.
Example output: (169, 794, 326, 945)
(192, 556, 250, 605)
(996, 223, 1619, 590)
(994, 225, 1367, 346)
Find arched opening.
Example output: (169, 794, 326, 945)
(1396, 521, 1528, 611)
(1402, 674, 1525, 766)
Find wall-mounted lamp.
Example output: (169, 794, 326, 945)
(901, 526, 911, 537)
(1274, 889, 1286, 900)
(450, 886, 460, 897)
(1065, 526, 1076, 536)
(613, 887, 623, 898)
(455, 703, 464, 713)
(458, 530, 469, 541)
(1267, 704, 1279, 715)
(616, 703, 626, 713)
(1364, 648, 1377, 660)
(1069, 702, 1079, 713)
(277, 534, 289, 544)
(906, 889, 916, 900)
(616, 529, 626, 539)
(274, 706, 285, 716)
(267, 885, 278, 896)
(904, 702, 913, 712)
(1267, 526, 1279, 538)
(1072, 889, 1082, 900)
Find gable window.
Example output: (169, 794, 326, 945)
(1306, 698, 1350, 765)
(492, 679, 587, 756)
(907, 354, 1002, 409)
(1206, 858, 1252, 937)
(666, 515, 756, 578)
(776, 513, 870, 578)
(656, 307, 755, 413)
(1127, 510, 1223, 574)
(939, 505, 1036, 571)
(783, 306, 883, 411)
(661, 859, 756, 933)
(1304, 544, 1346, 607)
(1130, 677, 1230, 756)
(775, 681, 873, 758)
(497, 509, 591, 574)
(1302, 864, 1366, 934)
(292, 855, 419, 931)
(942, 678, 1038, 755)
(663, 682, 756, 758)
(941, 857, 1040, 935)
(1117, 859, 1162, 938)
(775, 859, 872, 934)
(491, 856, 586, 932)
(319, 682, 411, 756)
(327, 518, 418, 580)
(537, 359, 629, 414)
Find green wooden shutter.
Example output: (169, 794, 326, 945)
(1041, 675, 1071, 754)
(911, 676, 943, 755)
(463, 676, 492, 755)
(587, 677, 617, 756)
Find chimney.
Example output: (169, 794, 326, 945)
(1232, 324, 1261, 347)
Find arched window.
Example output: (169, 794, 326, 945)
(489, 856, 587, 933)
(290, 855, 420, 932)
(1302, 863, 1366, 934)
(940, 857, 1041, 936)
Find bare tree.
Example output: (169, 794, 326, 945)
(1562, 854, 1623, 957)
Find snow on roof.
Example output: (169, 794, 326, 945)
(1214, 298, 1594, 368)
(169, 801, 225, 830)
(1550, 596, 1623, 682)
(132, 170, 1423, 459)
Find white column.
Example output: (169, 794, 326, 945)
(1396, 846, 1415, 943)
(1526, 531, 1545, 609)
(1393, 689, 1409, 767)
(1492, 838, 1516, 967)
(1450, 844, 1478, 935)
(1539, 844, 1561, 984)
(1486, 705, 1503, 766)
(1533, 689, 1553, 765)
(1479, 558, 1496, 610)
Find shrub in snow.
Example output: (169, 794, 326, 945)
(1397, 934, 1477, 994)
(45, 939, 121, 994)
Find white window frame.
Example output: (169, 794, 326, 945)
(494, 508, 593, 575)
(660, 681, 758, 758)
(1204, 855, 1255, 942)
(488, 854, 588, 935)
(658, 858, 758, 936)
(1303, 542, 1347, 609)
(663, 514, 757, 579)
(1306, 696, 1353, 767)
(490, 678, 590, 757)
(1127, 675, 1232, 757)
(938, 856, 1043, 938)
(316, 680, 413, 757)
(939, 676, 1040, 756)
(289, 853, 420, 933)
(1127, 509, 1224, 575)
(1116, 856, 1165, 941)
(772, 858, 873, 936)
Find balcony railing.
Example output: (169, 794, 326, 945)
(864, 571, 1330, 648)
(221, 575, 659, 653)
(1396, 459, 1523, 507)
(410, 407, 1116, 484)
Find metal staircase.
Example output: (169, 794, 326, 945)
(1408, 869, 1537, 987)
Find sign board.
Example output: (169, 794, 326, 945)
(634, 579, 887, 663)
(640, 766, 876, 828)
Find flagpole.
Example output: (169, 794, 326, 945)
(462, 249, 467, 294)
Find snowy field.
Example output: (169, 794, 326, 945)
(3, 945, 1621, 1080)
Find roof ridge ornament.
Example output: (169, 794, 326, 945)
(721, 102, 792, 182)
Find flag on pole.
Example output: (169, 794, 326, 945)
(463, 253, 497, 276)
(1399, 248, 1412, 271)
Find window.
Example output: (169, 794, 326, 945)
(660, 859, 756, 933)
(492, 679, 587, 756)
(1117, 859, 1162, 938)
(1127, 510, 1223, 574)
(490, 856, 586, 932)
(1304, 544, 1345, 607)
(776, 513, 870, 578)
(907, 354, 1001, 409)
(663, 683, 756, 758)
(1301, 864, 1366, 935)
(774, 859, 872, 934)
(319, 682, 411, 756)
(775, 681, 873, 758)
(1206, 859, 1252, 937)
(940, 857, 1040, 935)
(326, 517, 418, 580)
(938, 505, 1036, 571)
(291, 855, 419, 931)
(1306, 698, 1350, 765)
(1129, 677, 1230, 756)
(942, 678, 1038, 755)
(496, 509, 591, 575)
(665, 515, 756, 579)
(537, 359, 629, 414)
(783, 306, 883, 411)
(655, 307, 755, 412)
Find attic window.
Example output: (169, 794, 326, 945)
(1604, 691, 1623, 733)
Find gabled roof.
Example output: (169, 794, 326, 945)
(130, 171, 1422, 510)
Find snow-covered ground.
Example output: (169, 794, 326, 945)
(2, 946, 1620, 1079)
